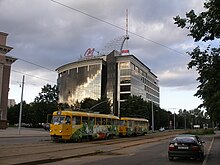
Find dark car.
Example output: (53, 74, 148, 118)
(168, 134, 204, 161)
(42, 123, 50, 131)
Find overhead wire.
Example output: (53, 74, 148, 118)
(50, 0, 186, 56)
(12, 69, 57, 84)
(12, 0, 187, 85)
(17, 58, 55, 72)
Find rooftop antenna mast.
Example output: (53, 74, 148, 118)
(120, 9, 129, 54)
(126, 9, 129, 39)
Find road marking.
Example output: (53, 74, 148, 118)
(202, 136, 214, 165)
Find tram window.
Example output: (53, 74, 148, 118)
(82, 117, 88, 124)
(135, 121, 138, 126)
(65, 116, 71, 124)
(128, 121, 132, 127)
(140, 121, 143, 126)
(89, 117, 95, 125)
(113, 119, 118, 125)
(119, 120, 125, 126)
(52, 116, 65, 125)
(102, 118, 107, 125)
(96, 118, 101, 125)
(107, 119, 112, 125)
(112, 119, 115, 125)
(75, 116, 81, 125)
(72, 117, 76, 125)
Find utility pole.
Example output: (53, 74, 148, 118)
(151, 100, 154, 132)
(167, 108, 177, 130)
(18, 75, 25, 135)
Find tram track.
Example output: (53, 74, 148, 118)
(0, 130, 186, 165)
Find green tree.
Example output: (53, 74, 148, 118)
(80, 97, 112, 114)
(7, 104, 20, 125)
(32, 84, 58, 125)
(34, 84, 58, 103)
(174, 0, 220, 124)
(120, 95, 171, 130)
(7, 101, 31, 125)
(95, 97, 112, 114)
(120, 95, 149, 118)
(80, 98, 97, 111)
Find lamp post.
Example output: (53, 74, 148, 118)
(151, 99, 154, 132)
(167, 108, 176, 130)
(184, 113, 186, 129)
(18, 75, 25, 135)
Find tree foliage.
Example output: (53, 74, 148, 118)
(34, 84, 58, 103)
(7, 84, 58, 126)
(120, 95, 149, 118)
(80, 97, 112, 114)
(174, 0, 220, 42)
(174, 0, 220, 123)
(120, 95, 171, 130)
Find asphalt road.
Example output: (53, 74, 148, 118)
(1, 129, 219, 165)
(44, 135, 214, 165)
(0, 136, 50, 145)
(77, 139, 207, 165)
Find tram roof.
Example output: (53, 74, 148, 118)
(120, 117, 149, 122)
(53, 110, 119, 119)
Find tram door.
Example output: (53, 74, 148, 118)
(62, 115, 72, 136)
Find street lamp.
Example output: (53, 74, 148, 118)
(18, 75, 25, 135)
(151, 99, 154, 132)
(184, 112, 186, 129)
(167, 108, 176, 130)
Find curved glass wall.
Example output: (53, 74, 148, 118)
(58, 63, 103, 106)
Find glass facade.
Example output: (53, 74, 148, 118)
(57, 60, 105, 105)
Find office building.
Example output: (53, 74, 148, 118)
(56, 50, 159, 116)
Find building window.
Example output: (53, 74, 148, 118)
(120, 77, 131, 84)
(120, 85, 131, 92)
(120, 93, 131, 100)
(119, 62, 130, 69)
(120, 69, 130, 76)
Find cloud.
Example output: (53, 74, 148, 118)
(157, 66, 199, 89)
(0, 0, 205, 109)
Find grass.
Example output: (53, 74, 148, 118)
(186, 128, 215, 135)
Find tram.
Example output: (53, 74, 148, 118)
(118, 117, 149, 136)
(50, 110, 119, 141)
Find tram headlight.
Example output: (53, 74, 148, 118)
(50, 130, 52, 132)
(59, 130, 62, 133)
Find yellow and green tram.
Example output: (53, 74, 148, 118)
(50, 110, 119, 141)
(118, 117, 149, 136)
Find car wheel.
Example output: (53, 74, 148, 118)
(199, 153, 205, 161)
(169, 156, 174, 161)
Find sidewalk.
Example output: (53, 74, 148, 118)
(0, 127, 50, 138)
(204, 131, 220, 165)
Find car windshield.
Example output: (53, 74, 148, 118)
(171, 136, 197, 143)
(52, 116, 65, 125)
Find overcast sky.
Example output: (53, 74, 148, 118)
(1, 0, 206, 112)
